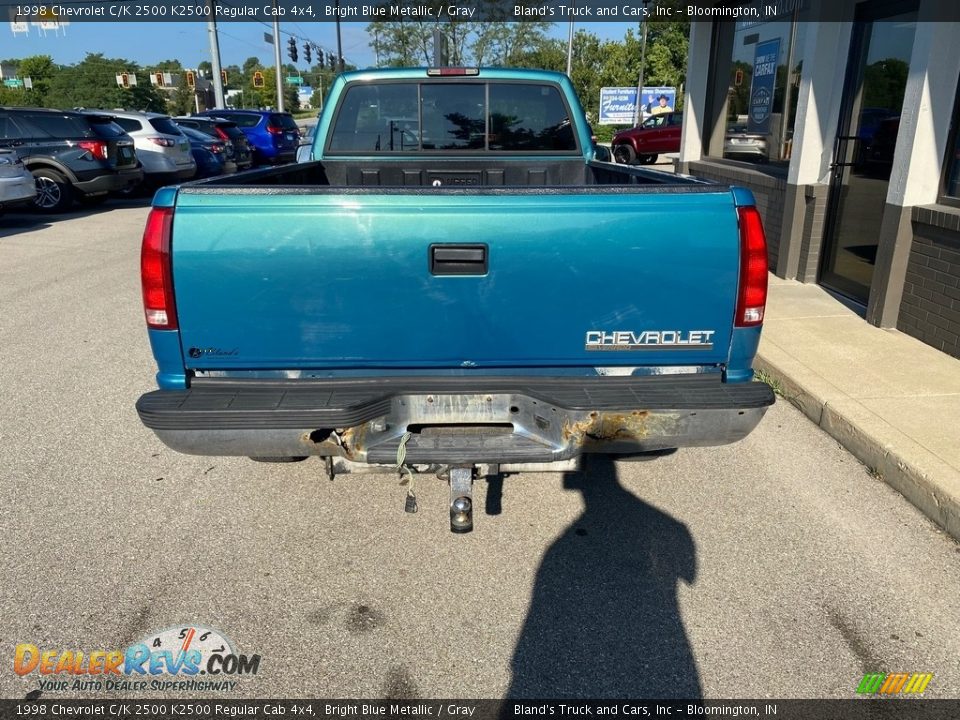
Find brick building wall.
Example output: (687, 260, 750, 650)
(898, 207, 960, 359)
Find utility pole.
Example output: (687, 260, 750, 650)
(566, 20, 574, 77)
(633, 0, 652, 126)
(207, 0, 225, 109)
(335, 0, 344, 72)
(272, 0, 284, 111)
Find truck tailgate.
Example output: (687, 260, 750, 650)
(170, 189, 740, 371)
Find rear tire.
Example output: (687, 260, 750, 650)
(31, 169, 73, 213)
(640, 154, 658, 165)
(613, 144, 636, 165)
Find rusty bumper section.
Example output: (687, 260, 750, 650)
(137, 375, 775, 462)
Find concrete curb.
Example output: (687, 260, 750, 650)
(755, 349, 960, 542)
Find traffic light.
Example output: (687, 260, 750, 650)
(121, 73, 129, 88)
(186, 70, 196, 89)
(154, 72, 164, 87)
(288, 37, 298, 63)
(327, 52, 336, 70)
(304, 43, 311, 64)
(253, 71, 264, 88)
(221, 69, 228, 85)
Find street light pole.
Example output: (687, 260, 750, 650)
(335, 0, 344, 72)
(207, 0, 225, 109)
(272, 0, 284, 111)
(633, 0, 652, 126)
(566, 20, 575, 77)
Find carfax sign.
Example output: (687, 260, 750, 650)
(747, 38, 780, 134)
(599, 86, 677, 125)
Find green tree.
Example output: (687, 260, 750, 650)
(863, 58, 909, 111)
(17, 55, 57, 105)
(367, 20, 553, 68)
(368, 20, 432, 66)
(43, 53, 167, 112)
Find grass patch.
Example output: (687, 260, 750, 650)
(754, 368, 787, 397)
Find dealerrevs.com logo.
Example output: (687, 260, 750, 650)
(14, 625, 260, 693)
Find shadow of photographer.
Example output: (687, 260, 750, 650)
(505, 454, 702, 699)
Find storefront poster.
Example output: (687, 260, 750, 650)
(598, 86, 677, 125)
(748, 38, 780, 134)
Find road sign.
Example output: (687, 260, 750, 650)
(263, 32, 273, 44)
(285, 76, 302, 85)
(4, 78, 24, 88)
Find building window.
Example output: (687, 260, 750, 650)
(943, 73, 960, 204)
(704, 10, 809, 169)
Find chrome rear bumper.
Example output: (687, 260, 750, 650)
(138, 375, 774, 463)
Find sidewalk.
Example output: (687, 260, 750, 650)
(755, 276, 960, 540)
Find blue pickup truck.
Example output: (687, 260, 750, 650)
(136, 68, 774, 532)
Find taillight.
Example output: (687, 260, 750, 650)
(209, 143, 225, 154)
(735, 206, 768, 327)
(147, 137, 175, 147)
(266, 125, 284, 135)
(141, 207, 177, 330)
(214, 127, 229, 140)
(77, 140, 108, 160)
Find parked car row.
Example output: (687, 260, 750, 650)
(0, 147, 36, 212)
(0, 106, 300, 213)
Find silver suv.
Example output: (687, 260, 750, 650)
(86, 110, 196, 186)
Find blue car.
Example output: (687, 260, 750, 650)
(179, 126, 236, 178)
(196, 110, 300, 166)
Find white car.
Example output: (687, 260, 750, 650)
(0, 148, 36, 212)
(85, 110, 196, 186)
(296, 124, 317, 163)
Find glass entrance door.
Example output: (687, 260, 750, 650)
(819, 1, 917, 304)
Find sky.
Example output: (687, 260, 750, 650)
(2, 21, 638, 70)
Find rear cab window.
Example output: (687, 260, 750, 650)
(327, 80, 578, 155)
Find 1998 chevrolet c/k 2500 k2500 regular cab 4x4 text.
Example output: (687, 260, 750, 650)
(136, 67, 775, 532)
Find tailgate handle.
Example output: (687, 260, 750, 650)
(430, 244, 488, 276)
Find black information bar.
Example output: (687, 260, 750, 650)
(3, 0, 960, 23)
(4, 700, 960, 720)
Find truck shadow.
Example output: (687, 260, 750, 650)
(505, 454, 702, 698)
(0, 196, 151, 239)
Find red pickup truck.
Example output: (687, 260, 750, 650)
(611, 112, 682, 165)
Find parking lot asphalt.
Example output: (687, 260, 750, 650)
(2, 203, 960, 700)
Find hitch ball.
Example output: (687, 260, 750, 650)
(450, 496, 473, 533)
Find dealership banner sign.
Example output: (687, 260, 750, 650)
(748, 38, 780, 134)
(598, 86, 676, 125)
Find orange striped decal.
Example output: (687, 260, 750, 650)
(879, 673, 909, 694)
